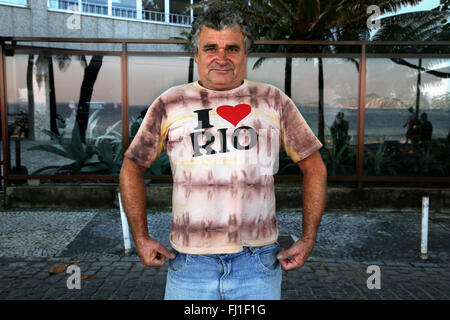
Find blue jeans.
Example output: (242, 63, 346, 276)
(164, 242, 281, 300)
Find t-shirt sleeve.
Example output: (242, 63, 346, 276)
(280, 93, 323, 163)
(124, 96, 167, 168)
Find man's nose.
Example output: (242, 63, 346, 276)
(216, 48, 228, 61)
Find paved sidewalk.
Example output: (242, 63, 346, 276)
(0, 254, 448, 300)
(0, 208, 449, 300)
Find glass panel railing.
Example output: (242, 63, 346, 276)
(247, 57, 359, 176)
(5, 53, 122, 176)
(128, 56, 193, 175)
(364, 58, 450, 177)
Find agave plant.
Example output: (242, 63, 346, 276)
(28, 122, 98, 174)
(406, 143, 448, 176)
(28, 113, 172, 175)
(364, 143, 398, 176)
(322, 142, 355, 176)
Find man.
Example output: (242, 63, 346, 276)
(120, 6, 327, 300)
(419, 112, 432, 148)
(330, 111, 349, 152)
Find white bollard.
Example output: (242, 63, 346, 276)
(420, 196, 429, 260)
(118, 193, 132, 253)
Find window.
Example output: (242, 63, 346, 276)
(0, 0, 27, 7)
(112, 0, 136, 18)
(82, 0, 108, 15)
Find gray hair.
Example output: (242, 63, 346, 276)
(188, 6, 254, 54)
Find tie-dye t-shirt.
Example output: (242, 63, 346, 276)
(125, 80, 322, 254)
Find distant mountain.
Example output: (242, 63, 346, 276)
(365, 96, 408, 109)
(334, 94, 408, 109)
(298, 92, 448, 110)
(430, 92, 450, 109)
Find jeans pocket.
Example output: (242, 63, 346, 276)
(168, 251, 188, 272)
(257, 243, 280, 272)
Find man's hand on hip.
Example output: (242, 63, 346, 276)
(135, 237, 176, 267)
(276, 238, 315, 271)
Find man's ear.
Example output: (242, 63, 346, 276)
(194, 54, 199, 64)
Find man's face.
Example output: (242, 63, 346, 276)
(195, 26, 248, 91)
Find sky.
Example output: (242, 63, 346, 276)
(387, 0, 441, 15)
(370, 0, 442, 38)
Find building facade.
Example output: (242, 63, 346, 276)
(0, 0, 193, 39)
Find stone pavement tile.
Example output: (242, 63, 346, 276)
(119, 255, 141, 262)
(377, 289, 402, 300)
(129, 263, 145, 273)
(91, 287, 116, 300)
(142, 267, 158, 276)
(342, 286, 368, 300)
(97, 266, 114, 274)
(298, 265, 313, 273)
(130, 282, 151, 300)
(419, 286, 449, 300)
(111, 285, 135, 299)
(111, 268, 130, 277)
(111, 261, 133, 269)
(146, 286, 165, 300)
(145, 273, 167, 300)
(282, 290, 299, 300)
(91, 261, 113, 267)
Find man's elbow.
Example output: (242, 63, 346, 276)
(298, 152, 327, 179)
(306, 162, 327, 181)
(120, 157, 146, 181)
(317, 161, 327, 179)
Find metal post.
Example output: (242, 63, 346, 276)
(121, 41, 130, 152)
(118, 193, 132, 253)
(108, 0, 112, 16)
(164, 0, 170, 24)
(420, 196, 429, 260)
(356, 44, 367, 188)
(190, 0, 193, 24)
(0, 42, 10, 191)
(78, 0, 82, 12)
(136, 0, 142, 20)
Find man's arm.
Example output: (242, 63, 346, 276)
(119, 157, 175, 267)
(277, 150, 327, 270)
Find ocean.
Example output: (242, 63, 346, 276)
(6, 102, 450, 144)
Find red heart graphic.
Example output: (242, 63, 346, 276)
(216, 104, 252, 126)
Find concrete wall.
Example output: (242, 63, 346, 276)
(4, 183, 450, 214)
(0, 1, 188, 51)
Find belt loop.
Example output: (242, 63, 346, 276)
(247, 246, 256, 255)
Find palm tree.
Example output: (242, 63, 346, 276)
(172, 28, 195, 83)
(26, 55, 59, 138)
(191, 0, 423, 144)
(75, 55, 104, 142)
(26, 54, 103, 143)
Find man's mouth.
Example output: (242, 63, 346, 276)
(210, 69, 234, 75)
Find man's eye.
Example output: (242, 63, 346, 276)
(205, 47, 217, 52)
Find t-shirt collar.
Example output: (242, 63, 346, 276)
(194, 80, 248, 93)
